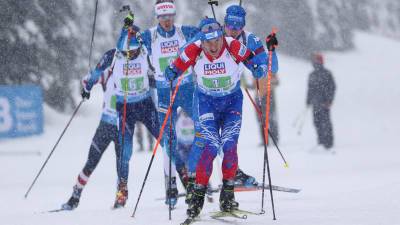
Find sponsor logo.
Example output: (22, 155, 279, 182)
(123, 63, 142, 75)
(204, 62, 226, 75)
(160, 40, 179, 54)
(199, 113, 214, 121)
(156, 4, 174, 10)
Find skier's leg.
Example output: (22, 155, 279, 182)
(313, 106, 324, 146)
(62, 121, 114, 210)
(136, 122, 144, 151)
(219, 92, 243, 211)
(115, 102, 136, 207)
(157, 88, 180, 206)
(320, 107, 333, 149)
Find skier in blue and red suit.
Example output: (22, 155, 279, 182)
(164, 17, 278, 218)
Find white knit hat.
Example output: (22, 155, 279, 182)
(155, 1, 176, 17)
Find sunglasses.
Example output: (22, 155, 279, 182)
(201, 22, 222, 33)
(225, 24, 243, 31)
(157, 14, 175, 21)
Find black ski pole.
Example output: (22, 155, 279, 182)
(207, 0, 219, 19)
(239, 0, 243, 6)
(24, 0, 99, 199)
(24, 100, 84, 198)
(88, 0, 99, 69)
(168, 82, 173, 220)
(132, 73, 185, 218)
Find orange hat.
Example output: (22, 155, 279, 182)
(312, 53, 324, 65)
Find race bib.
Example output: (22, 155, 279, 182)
(120, 77, 144, 92)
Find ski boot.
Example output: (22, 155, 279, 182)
(186, 184, 206, 218)
(61, 185, 82, 210)
(234, 168, 258, 187)
(185, 176, 195, 204)
(220, 180, 239, 212)
(113, 181, 128, 209)
(165, 175, 178, 207)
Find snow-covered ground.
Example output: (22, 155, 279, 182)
(1, 32, 400, 225)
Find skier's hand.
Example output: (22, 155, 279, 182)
(124, 12, 134, 28)
(253, 65, 267, 79)
(81, 88, 90, 100)
(266, 33, 278, 51)
(164, 65, 178, 81)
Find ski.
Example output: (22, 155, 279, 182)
(180, 217, 197, 225)
(156, 184, 300, 200)
(39, 208, 69, 214)
(210, 210, 249, 220)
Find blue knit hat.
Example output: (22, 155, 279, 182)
(224, 5, 246, 30)
(198, 17, 223, 41)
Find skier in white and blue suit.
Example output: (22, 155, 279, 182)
(81, 25, 160, 209)
(137, 0, 199, 206)
(61, 56, 120, 211)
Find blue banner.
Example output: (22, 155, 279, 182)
(0, 85, 44, 138)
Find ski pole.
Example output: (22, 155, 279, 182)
(260, 28, 279, 219)
(24, 0, 99, 199)
(168, 82, 173, 220)
(244, 88, 288, 168)
(131, 72, 185, 218)
(207, 0, 219, 19)
(88, 0, 99, 69)
(24, 100, 84, 198)
(295, 107, 309, 135)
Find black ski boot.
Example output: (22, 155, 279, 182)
(165, 175, 178, 207)
(185, 177, 195, 204)
(113, 181, 128, 208)
(219, 180, 239, 212)
(187, 184, 206, 218)
(234, 168, 258, 187)
(62, 185, 82, 210)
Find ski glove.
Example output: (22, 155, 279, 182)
(124, 12, 134, 28)
(253, 65, 267, 79)
(266, 33, 278, 51)
(164, 65, 178, 81)
(81, 88, 90, 100)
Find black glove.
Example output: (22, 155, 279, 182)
(266, 33, 278, 51)
(81, 88, 90, 100)
(124, 12, 134, 28)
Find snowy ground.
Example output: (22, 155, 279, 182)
(1, 32, 400, 225)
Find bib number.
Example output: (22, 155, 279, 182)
(202, 76, 232, 90)
(121, 77, 144, 92)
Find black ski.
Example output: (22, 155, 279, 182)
(180, 217, 197, 225)
(157, 184, 300, 201)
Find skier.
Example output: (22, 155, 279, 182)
(61, 62, 119, 210)
(307, 53, 336, 151)
(165, 17, 278, 219)
(223, 4, 279, 185)
(74, 24, 160, 208)
(137, 0, 199, 206)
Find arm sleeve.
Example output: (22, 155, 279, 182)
(141, 29, 152, 55)
(246, 33, 278, 74)
(173, 42, 201, 75)
(228, 39, 252, 63)
(82, 49, 115, 92)
(326, 71, 336, 103)
(306, 73, 313, 105)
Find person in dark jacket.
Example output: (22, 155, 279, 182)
(307, 53, 336, 150)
